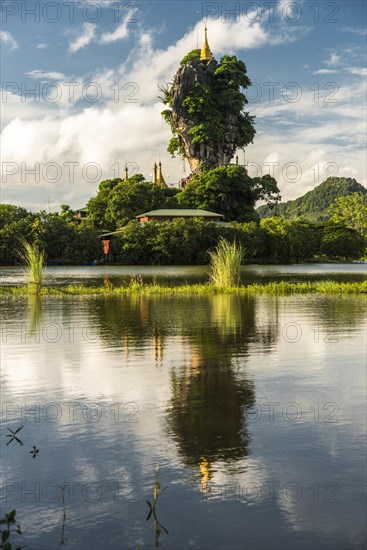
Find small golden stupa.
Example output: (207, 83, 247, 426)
(200, 25, 213, 63)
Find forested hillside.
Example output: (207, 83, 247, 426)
(257, 177, 367, 221)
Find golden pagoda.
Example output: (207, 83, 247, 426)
(200, 25, 212, 63)
(157, 161, 167, 187)
(153, 161, 158, 184)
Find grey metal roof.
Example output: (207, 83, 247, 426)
(136, 209, 223, 219)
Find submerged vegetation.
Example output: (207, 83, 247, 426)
(209, 238, 244, 287)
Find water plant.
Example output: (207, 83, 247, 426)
(0, 280, 366, 297)
(6, 426, 24, 447)
(18, 239, 46, 294)
(146, 465, 168, 549)
(0, 510, 22, 550)
(59, 484, 67, 545)
(208, 238, 245, 287)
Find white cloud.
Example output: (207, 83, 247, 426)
(0, 31, 19, 51)
(277, 0, 304, 17)
(342, 26, 367, 36)
(25, 70, 67, 81)
(325, 52, 340, 67)
(313, 69, 338, 75)
(99, 22, 129, 44)
(36, 43, 49, 49)
(68, 23, 96, 53)
(345, 67, 367, 77)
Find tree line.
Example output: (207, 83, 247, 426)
(1, 203, 365, 266)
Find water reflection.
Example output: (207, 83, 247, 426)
(0, 292, 365, 550)
(166, 296, 264, 491)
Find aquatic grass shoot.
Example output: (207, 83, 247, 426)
(17, 239, 46, 293)
(146, 464, 168, 548)
(209, 238, 244, 287)
(0, 509, 22, 550)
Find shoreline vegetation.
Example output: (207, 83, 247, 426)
(1, 280, 366, 297)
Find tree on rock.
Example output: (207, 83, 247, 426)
(160, 35, 255, 173)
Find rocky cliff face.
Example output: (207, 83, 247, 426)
(168, 58, 238, 174)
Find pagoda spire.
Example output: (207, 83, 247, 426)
(124, 165, 129, 182)
(157, 161, 167, 187)
(200, 24, 212, 63)
(153, 161, 158, 185)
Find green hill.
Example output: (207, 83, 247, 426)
(257, 177, 367, 221)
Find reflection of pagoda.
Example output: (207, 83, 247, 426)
(153, 326, 164, 365)
(199, 456, 212, 494)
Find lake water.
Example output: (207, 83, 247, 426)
(1, 262, 367, 287)
(0, 265, 366, 549)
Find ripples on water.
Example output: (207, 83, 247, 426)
(0, 268, 366, 549)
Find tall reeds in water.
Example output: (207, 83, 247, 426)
(209, 238, 245, 287)
(18, 239, 46, 294)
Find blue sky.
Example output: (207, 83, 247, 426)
(1, 0, 366, 210)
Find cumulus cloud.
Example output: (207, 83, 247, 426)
(36, 43, 49, 49)
(68, 23, 96, 53)
(0, 31, 19, 51)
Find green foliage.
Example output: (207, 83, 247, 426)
(105, 181, 178, 228)
(320, 222, 366, 260)
(18, 239, 46, 292)
(3, 280, 366, 297)
(180, 49, 201, 65)
(329, 193, 367, 237)
(62, 223, 102, 264)
(87, 177, 179, 230)
(87, 178, 123, 230)
(209, 238, 244, 287)
(0, 204, 101, 265)
(179, 165, 280, 222)
(289, 220, 322, 262)
(258, 177, 367, 221)
(0, 510, 22, 550)
(260, 217, 292, 264)
(0, 204, 36, 264)
(161, 54, 255, 160)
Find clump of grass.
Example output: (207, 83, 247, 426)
(208, 238, 244, 287)
(18, 239, 46, 293)
(129, 275, 144, 291)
